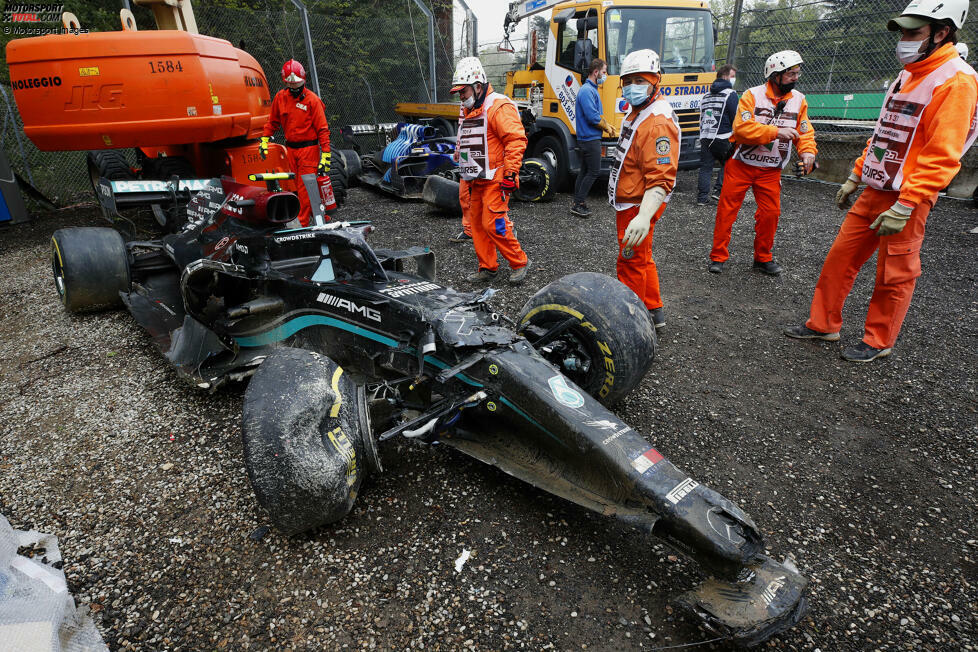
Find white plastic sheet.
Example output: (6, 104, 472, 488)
(0, 515, 107, 652)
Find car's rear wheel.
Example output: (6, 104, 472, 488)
(517, 272, 656, 406)
(514, 156, 556, 203)
(336, 149, 362, 186)
(51, 227, 130, 313)
(242, 348, 374, 536)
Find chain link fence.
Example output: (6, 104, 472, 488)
(725, 0, 978, 173)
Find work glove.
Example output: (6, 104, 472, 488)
(795, 152, 816, 176)
(870, 200, 914, 237)
(835, 173, 860, 210)
(317, 151, 331, 175)
(500, 171, 517, 198)
(259, 136, 269, 160)
(598, 118, 618, 139)
(622, 186, 667, 250)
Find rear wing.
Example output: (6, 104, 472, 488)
(96, 177, 221, 220)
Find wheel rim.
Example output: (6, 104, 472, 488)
(540, 148, 558, 169)
(526, 320, 597, 389)
(517, 166, 546, 200)
(51, 241, 67, 300)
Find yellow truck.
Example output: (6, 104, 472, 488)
(396, 0, 718, 189)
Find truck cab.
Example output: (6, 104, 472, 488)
(505, 0, 716, 186)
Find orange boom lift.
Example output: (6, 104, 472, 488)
(5, 0, 295, 229)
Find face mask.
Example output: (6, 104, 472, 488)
(729, 76, 737, 87)
(597, 74, 607, 86)
(461, 95, 475, 109)
(896, 39, 925, 65)
(288, 85, 304, 98)
(622, 83, 650, 107)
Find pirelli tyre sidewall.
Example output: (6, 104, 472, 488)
(518, 272, 656, 406)
(514, 156, 556, 203)
(51, 227, 130, 313)
(242, 348, 368, 536)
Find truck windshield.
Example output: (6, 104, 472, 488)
(605, 8, 714, 74)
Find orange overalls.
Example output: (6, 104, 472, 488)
(262, 88, 331, 227)
(456, 85, 528, 272)
(607, 90, 679, 310)
(711, 82, 817, 263)
(806, 44, 978, 349)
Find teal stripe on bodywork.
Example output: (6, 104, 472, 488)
(499, 396, 562, 445)
(233, 314, 483, 387)
(235, 315, 399, 348)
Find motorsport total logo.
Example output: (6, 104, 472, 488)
(3, 2, 63, 22)
(2, 2, 89, 35)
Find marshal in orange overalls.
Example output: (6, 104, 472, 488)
(456, 84, 529, 273)
(607, 87, 679, 310)
(805, 43, 978, 350)
(262, 87, 330, 226)
(710, 81, 817, 264)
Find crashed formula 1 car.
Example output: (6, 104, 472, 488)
(339, 121, 556, 214)
(50, 172, 807, 646)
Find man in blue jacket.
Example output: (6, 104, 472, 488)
(572, 58, 617, 218)
(697, 65, 738, 205)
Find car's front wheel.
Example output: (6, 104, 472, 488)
(517, 272, 656, 406)
(242, 348, 375, 536)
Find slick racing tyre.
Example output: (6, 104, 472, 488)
(336, 149, 362, 186)
(422, 174, 462, 216)
(518, 272, 656, 406)
(51, 227, 130, 313)
(242, 348, 374, 536)
(514, 157, 556, 203)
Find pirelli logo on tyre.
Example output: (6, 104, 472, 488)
(327, 427, 358, 496)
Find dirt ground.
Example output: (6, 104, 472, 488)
(0, 170, 976, 651)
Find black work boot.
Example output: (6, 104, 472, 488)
(708, 260, 724, 274)
(752, 259, 783, 276)
(570, 203, 591, 218)
(783, 324, 840, 342)
(648, 307, 666, 329)
(841, 342, 892, 363)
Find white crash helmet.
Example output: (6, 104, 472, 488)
(887, 0, 969, 31)
(957, 42, 969, 59)
(620, 49, 661, 77)
(764, 50, 804, 79)
(451, 57, 487, 92)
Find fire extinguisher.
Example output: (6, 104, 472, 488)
(317, 174, 337, 220)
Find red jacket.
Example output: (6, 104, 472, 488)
(262, 88, 330, 151)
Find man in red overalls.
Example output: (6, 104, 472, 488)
(260, 60, 331, 227)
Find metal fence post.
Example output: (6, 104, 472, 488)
(456, 0, 478, 58)
(411, 0, 437, 102)
(727, 0, 744, 67)
(290, 0, 320, 97)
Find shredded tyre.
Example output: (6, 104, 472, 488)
(242, 348, 369, 536)
(422, 174, 462, 216)
(51, 227, 130, 313)
(517, 272, 656, 405)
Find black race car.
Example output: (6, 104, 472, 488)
(51, 173, 807, 646)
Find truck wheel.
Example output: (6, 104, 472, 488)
(336, 149, 362, 186)
(242, 348, 371, 536)
(517, 272, 656, 406)
(86, 150, 133, 196)
(422, 174, 462, 216)
(430, 117, 456, 138)
(51, 227, 130, 313)
(514, 157, 556, 203)
(532, 134, 569, 191)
